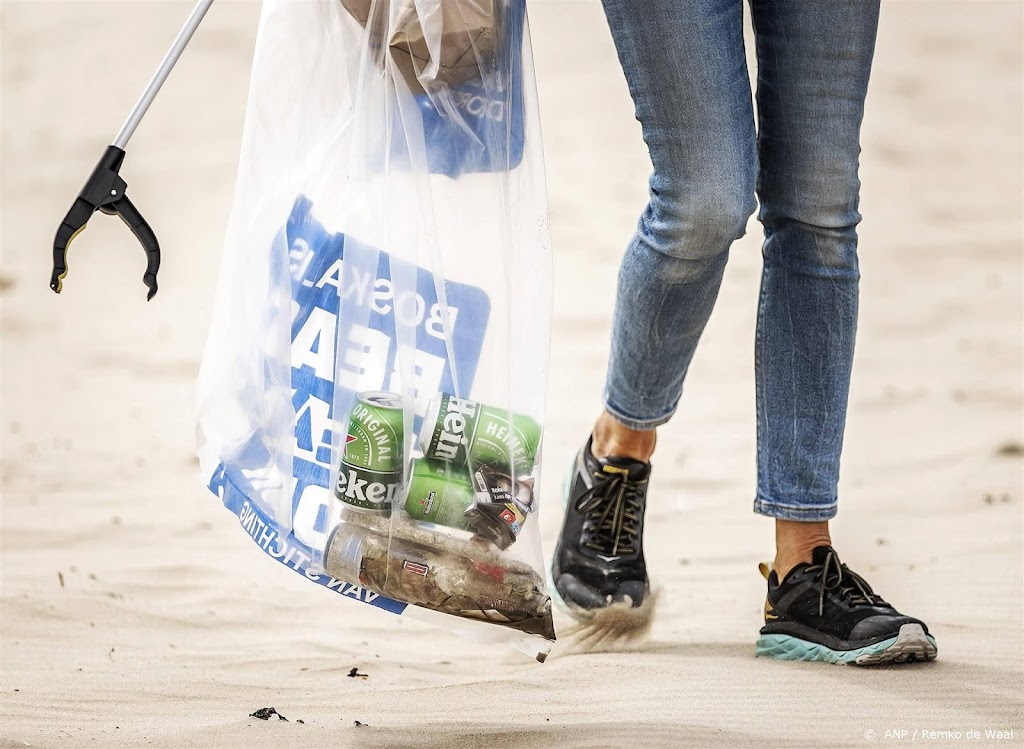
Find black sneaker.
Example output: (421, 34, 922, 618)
(756, 545, 937, 665)
(551, 439, 651, 615)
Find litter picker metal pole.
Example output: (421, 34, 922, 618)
(113, 0, 215, 149)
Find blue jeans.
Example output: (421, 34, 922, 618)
(601, 0, 881, 521)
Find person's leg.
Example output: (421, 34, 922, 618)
(748, 0, 879, 575)
(597, 0, 758, 455)
(750, 1, 936, 663)
(553, 0, 757, 616)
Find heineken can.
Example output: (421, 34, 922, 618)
(336, 391, 404, 514)
(419, 393, 542, 475)
(403, 459, 534, 549)
(403, 458, 474, 532)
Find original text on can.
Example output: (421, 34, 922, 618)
(337, 391, 404, 513)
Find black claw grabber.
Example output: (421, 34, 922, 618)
(50, 0, 214, 301)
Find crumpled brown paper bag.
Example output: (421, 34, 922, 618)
(341, 0, 498, 94)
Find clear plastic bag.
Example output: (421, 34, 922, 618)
(196, 0, 554, 659)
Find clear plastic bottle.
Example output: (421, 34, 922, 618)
(325, 519, 553, 637)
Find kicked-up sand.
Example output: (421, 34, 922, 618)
(1, 1, 1022, 747)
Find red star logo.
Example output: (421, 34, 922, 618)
(344, 433, 357, 455)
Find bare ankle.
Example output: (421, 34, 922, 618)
(591, 410, 656, 463)
(773, 520, 832, 581)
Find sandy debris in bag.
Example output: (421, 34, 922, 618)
(352, 525, 550, 625)
(328, 511, 554, 636)
(356, 513, 538, 574)
(560, 589, 659, 653)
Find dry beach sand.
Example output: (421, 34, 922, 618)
(1, 1, 1022, 747)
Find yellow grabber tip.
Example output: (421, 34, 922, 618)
(53, 224, 87, 294)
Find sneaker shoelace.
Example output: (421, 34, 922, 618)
(574, 469, 646, 557)
(807, 549, 889, 616)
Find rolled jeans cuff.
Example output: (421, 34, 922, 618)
(753, 497, 838, 522)
(603, 397, 676, 431)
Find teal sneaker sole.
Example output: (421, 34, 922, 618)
(756, 623, 938, 666)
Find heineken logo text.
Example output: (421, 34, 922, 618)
(422, 490, 437, 516)
(482, 419, 528, 464)
(336, 465, 400, 505)
(434, 396, 478, 461)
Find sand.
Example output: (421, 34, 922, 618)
(1, 1, 1022, 747)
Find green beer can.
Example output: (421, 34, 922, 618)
(336, 391, 404, 514)
(419, 393, 542, 476)
(403, 458, 474, 531)
(403, 459, 533, 549)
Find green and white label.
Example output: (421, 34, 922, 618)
(335, 461, 401, 513)
(344, 392, 403, 473)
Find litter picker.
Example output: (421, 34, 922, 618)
(50, 0, 215, 300)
